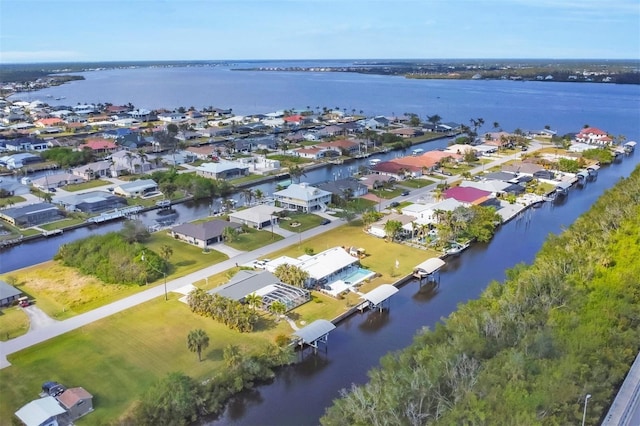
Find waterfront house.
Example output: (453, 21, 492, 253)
(228, 205, 284, 229)
(0, 280, 22, 306)
(72, 160, 116, 180)
(294, 146, 337, 159)
(195, 161, 250, 180)
(0, 153, 42, 170)
(359, 174, 396, 190)
(372, 161, 422, 179)
(3, 137, 48, 152)
(502, 161, 544, 176)
(443, 186, 493, 205)
(170, 219, 242, 248)
(317, 139, 360, 156)
(0, 203, 63, 227)
(401, 198, 464, 224)
(15, 396, 67, 426)
(57, 191, 127, 213)
(575, 127, 612, 146)
(388, 127, 424, 138)
(111, 150, 152, 174)
(265, 246, 361, 289)
(273, 182, 332, 213)
(32, 173, 85, 191)
(113, 179, 158, 198)
(317, 177, 368, 202)
(367, 213, 415, 239)
(208, 270, 310, 312)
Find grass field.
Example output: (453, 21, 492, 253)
(63, 179, 111, 192)
(401, 178, 435, 188)
(278, 213, 323, 232)
(0, 221, 440, 423)
(0, 195, 26, 208)
(225, 227, 284, 251)
(39, 217, 88, 231)
(0, 307, 29, 341)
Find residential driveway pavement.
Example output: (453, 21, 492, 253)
(212, 243, 245, 258)
(24, 305, 58, 332)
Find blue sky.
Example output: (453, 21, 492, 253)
(1, 0, 639, 63)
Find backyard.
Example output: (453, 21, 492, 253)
(0, 221, 441, 423)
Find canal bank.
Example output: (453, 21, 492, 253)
(206, 153, 640, 426)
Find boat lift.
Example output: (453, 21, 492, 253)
(292, 319, 336, 354)
(413, 258, 446, 286)
(359, 284, 399, 312)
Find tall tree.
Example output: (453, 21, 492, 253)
(289, 164, 306, 183)
(187, 329, 210, 362)
(245, 293, 262, 311)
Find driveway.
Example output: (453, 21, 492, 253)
(211, 243, 245, 258)
(23, 305, 58, 332)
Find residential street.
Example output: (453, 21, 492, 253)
(0, 144, 539, 368)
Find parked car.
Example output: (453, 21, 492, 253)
(401, 190, 410, 196)
(42, 381, 66, 397)
(389, 201, 400, 208)
(320, 218, 331, 225)
(18, 296, 30, 307)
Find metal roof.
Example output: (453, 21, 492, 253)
(361, 284, 399, 306)
(15, 396, 66, 426)
(293, 319, 336, 344)
(414, 258, 446, 275)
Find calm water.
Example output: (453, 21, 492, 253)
(4, 65, 640, 423)
(210, 152, 640, 426)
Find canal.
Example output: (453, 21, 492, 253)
(206, 152, 639, 425)
(0, 136, 453, 273)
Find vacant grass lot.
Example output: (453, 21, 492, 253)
(370, 187, 403, 199)
(0, 232, 228, 322)
(401, 178, 435, 188)
(226, 227, 284, 251)
(278, 213, 323, 232)
(39, 216, 88, 231)
(0, 296, 291, 424)
(0, 195, 26, 208)
(0, 221, 440, 423)
(64, 179, 111, 192)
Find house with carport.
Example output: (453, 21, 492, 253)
(15, 396, 67, 426)
(195, 161, 250, 180)
(0, 280, 22, 306)
(228, 205, 284, 229)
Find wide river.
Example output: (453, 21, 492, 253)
(5, 63, 640, 424)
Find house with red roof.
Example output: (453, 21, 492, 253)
(78, 138, 118, 154)
(35, 117, 64, 128)
(575, 127, 613, 145)
(283, 115, 305, 125)
(443, 186, 493, 205)
(372, 161, 422, 179)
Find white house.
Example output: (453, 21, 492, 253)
(113, 179, 158, 197)
(575, 127, 613, 145)
(273, 182, 332, 213)
(400, 199, 464, 225)
(195, 161, 250, 180)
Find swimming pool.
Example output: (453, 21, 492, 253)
(341, 267, 375, 285)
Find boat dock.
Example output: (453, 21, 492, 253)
(87, 205, 143, 224)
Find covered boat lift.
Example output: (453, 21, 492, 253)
(555, 181, 572, 196)
(359, 284, 399, 312)
(413, 257, 446, 285)
(624, 141, 636, 153)
(293, 319, 336, 353)
(587, 163, 600, 176)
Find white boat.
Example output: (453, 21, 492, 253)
(412, 148, 424, 156)
(444, 242, 470, 256)
(369, 158, 382, 166)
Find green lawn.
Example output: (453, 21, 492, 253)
(0, 296, 291, 424)
(225, 227, 284, 251)
(278, 213, 324, 232)
(0, 306, 29, 341)
(401, 178, 435, 188)
(228, 174, 268, 185)
(371, 187, 403, 199)
(39, 217, 88, 231)
(64, 179, 111, 192)
(344, 198, 377, 213)
(0, 195, 26, 208)
(0, 221, 441, 423)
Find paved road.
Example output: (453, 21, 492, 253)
(0, 144, 539, 368)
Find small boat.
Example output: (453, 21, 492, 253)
(412, 148, 424, 156)
(444, 242, 470, 256)
(369, 158, 381, 166)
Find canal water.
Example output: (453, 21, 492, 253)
(207, 152, 639, 425)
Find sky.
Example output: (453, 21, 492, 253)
(1, 0, 639, 63)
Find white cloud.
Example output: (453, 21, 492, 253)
(0, 50, 81, 63)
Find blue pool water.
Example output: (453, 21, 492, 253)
(342, 267, 375, 285)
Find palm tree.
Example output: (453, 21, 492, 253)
(288, 164, 306, 183)
(222, 226, 237, 243)
(187, 329, 209, 362)
(245, 293, 262, 311)
(254, 189, 264, 204)
(427, 114, 442, 127)
(124, 151, 134, 174)
(383, 219, 403, 242)
(270, 300, 287, 318)
(160, 244, 173, 272)
(241, 188, 254, 207)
